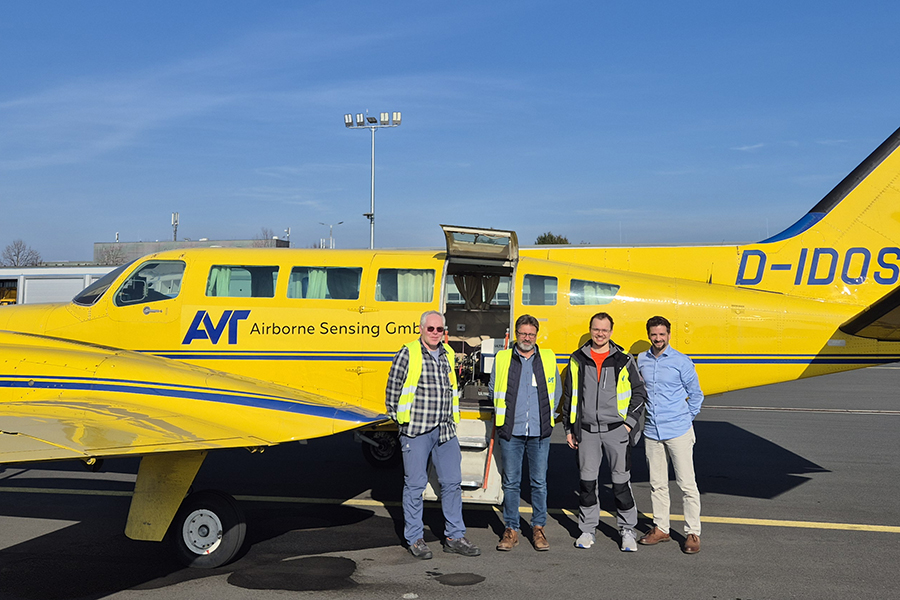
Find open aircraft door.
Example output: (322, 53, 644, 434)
(424, 225, 518, 505)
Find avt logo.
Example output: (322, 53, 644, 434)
(736, 247, 900, 286)
(182, 310, 251, 345)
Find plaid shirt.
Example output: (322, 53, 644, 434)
(385, 340, 457, 443)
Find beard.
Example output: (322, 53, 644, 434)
(516, 340, 535, 353)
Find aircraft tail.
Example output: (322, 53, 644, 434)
(734, 125, 900, 311)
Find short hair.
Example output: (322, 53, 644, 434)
(589, 312, 614, 329)
(515, 314, 539, 333)
(420, 310, 445, 330)
(646, 316, 671, 333)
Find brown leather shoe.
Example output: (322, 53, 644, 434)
(683, 533, 700, 554)
(532, 526, 550, 551)
(638, 526, 671, 545)
(496, 528, 518, 551)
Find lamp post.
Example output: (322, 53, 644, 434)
(343, 111, 401, 249)
(319, 221, 344, 249)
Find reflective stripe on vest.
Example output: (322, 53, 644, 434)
(616, 365, 631, 420)
(568, 358, 580, 424)
(493, 348, 557, 427)
(397, 340, 460, 424)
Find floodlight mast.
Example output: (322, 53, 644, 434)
(319, 221, 344, 249)
(343, 111, 401, 249)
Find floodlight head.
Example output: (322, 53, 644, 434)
(366, 115, 378, 124)
(380, 112, 389, 125)
(344, 114, 353, 127)
(392, 112, 402, 126)
(356, 113, 364, 126)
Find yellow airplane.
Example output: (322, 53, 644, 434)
(2, 125, 899, 567)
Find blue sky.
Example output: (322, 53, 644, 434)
(1, 1, 898, 261)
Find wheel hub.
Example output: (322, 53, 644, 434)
(182, 508, 223, 555)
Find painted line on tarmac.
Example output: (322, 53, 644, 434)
(704, 405, 900, 415)
(0, 486, 132, 497)
(237, 495, 900, 533)
(3, 486, 898, 534)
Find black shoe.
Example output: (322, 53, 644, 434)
(409, 538, 433, 559)
(443, 536, 481, 556)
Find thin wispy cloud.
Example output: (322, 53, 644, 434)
(731, 143, 765, 152)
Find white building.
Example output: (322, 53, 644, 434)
(0, 265, 115, 305)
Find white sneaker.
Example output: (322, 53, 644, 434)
(575, 532, 595, 549)
(620, 530, 638, 552)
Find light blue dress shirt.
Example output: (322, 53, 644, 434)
(637, 344, 704, 441)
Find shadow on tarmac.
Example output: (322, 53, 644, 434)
(0, 420, 828, 598)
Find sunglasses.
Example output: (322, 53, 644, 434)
(426, 326, 445, 333)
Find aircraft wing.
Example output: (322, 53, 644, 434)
(0, 330, 387, 464)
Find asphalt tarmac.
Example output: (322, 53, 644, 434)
(2, 365, 899, 600)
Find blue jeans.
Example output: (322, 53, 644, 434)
(498, 435, 550, 529)
(400, 428, 465, 545)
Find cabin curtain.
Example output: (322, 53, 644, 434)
(206, 266, 231, 297)
(306, 268, 328, 299)
(454, 274, 482, 310)
(397, 269, 434, 302)
(481, 275, 500, 308)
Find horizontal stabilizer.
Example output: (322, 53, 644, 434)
(840, 286, 900, 340)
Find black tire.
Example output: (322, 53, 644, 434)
(361, 431, 401, 469)
(170, 490, 246, 568)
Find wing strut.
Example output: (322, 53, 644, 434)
(125, 450, 208, 541)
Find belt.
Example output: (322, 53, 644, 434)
(581, 420, 623, 432)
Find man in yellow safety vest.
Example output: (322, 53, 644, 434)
(491, 314, 560, 552)
(385, 310, 480, 559)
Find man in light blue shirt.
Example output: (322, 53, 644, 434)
(636, 316, 704, 554)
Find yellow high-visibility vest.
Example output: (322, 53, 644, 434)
(493, 348, 557, 427)
(397, 340, 460, 424)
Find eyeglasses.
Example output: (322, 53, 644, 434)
(426, 326, 445, 333)
(516, 331, 537, 339)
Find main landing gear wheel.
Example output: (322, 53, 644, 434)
(361, 431, 401, 468)
(170, 490, 246, 568)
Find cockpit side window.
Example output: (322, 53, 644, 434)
(114, 261, 186, 307)
(206, 265, 278, 298)
(73, 261, 135, 306)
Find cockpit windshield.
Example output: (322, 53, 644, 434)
(72, 262, 134, 306)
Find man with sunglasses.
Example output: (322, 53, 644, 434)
(385, 310, 481, 559)
(490, 314, 560, 551)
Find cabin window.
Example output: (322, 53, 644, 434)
(113, 261, 185, 307)
(569, 279, 620, 306)
(376, 268, 435, 302)
(288, 267, 362, 300)
(521, 274, 557, 306)
(206, 265, 278, 298)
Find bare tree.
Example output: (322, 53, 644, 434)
(252, 227, 276, 248)
(96, 245, 128, 266)
(2, 239, 42, 266)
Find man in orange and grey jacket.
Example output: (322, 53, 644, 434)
(560, 312, 646, 552)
